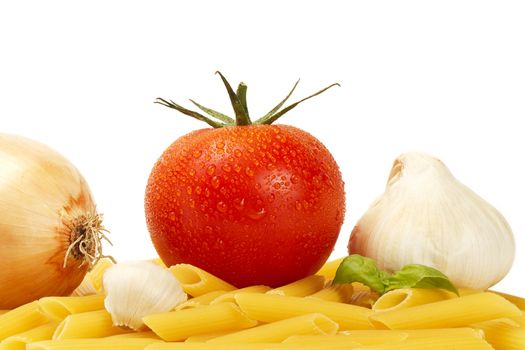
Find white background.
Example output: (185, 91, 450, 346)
(1, 1, 523, 294)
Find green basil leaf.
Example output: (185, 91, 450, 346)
(385, 264, 459, 295)
(332, 255, 388, 294)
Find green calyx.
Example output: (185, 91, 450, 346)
(155, 71, 340, 128)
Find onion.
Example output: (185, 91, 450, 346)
(0, 134, 109, 309)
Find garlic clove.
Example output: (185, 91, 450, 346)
(349, 152, 515, 290)
(103, 261, 187, 330)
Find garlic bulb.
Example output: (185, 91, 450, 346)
(103, 261, 187, 330)
(349, 152, 515, 290)
(0, 133, 109, 309)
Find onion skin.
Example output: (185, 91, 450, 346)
(0, 134, 102, 309)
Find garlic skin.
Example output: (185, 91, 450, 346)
(349, 152, 515, 290)
(103, 261, 187, 330)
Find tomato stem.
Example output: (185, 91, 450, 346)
(254, 83, 340, 125)
(215, 71, 252, 126)
(155, 72, 339, 128)
(155, 98, 227, 128)
(236, 82, 249, 119)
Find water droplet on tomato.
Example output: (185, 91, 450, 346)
(189, 199, 195, 208)
(195, 186, 202, 195)
(255, 183, 262, 190)
(234, 164, 242, 173)
(222, 164, 232, 172)
(295, 201, 302, 211)
(204, 188, 210, 198)
(193, 150, 202, 158)
(217, 142, 225, 149)
(290, 174, 299, 184)
(247, 207, 266, 220)
(207, 165, 216, 176)
(211, 176, 220, 189)
(205, 225, 213, 234)
(245, 167, 254, 177)
(273, 182, 281, 190)
(234, 149, 243, 158)
(248, 146, 255, 153)
(176, 189, 182, 197)
(186, 186, 192, 195)
(234, 197, 245, 210)
(189, 169, 196, 177)
(216, 201, 227, 213)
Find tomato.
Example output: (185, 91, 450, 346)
(145, 73, 345, 287)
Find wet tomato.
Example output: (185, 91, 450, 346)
(145, 73, 345, 287)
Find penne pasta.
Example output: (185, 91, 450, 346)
(72, 257, 114, 296)
(306, 284, 354, 303)
(269, 343, 362, 350)
(169, 264, 236, 297)
(107, 331, 161, 339)
(369, 292, 521, 330)
(38, 294, 105, 320)
(492, 291, 525, 311)
(27, 338, 159, 350)
(210, 285, 271, 305)
(350, 283, 379, 308)
(143, 302, 257, 341)
(185, 331, 234, 342)
(284, 332, 408, 345)
(510, 312, 525, 327)
(335, 328, 483, 341)
(207, 313, 338, 343)
(315, 258, 344, 280)
(372, 288, 456, 312)
(472, 319, 525, 350)
(234, 292, 374, 330)
(459, 288, 484, 297)
(0, 301, 48, 341)
(145, 343, 280, 350)
(176, 291, 228, 311)
(0, 322, 58, 350)
(353, 336, 494, 349)
(402, 328, 484, 340)
(151, 258, 167, 268)
(267, 275, 325, 297)
(52, 309, 130, 340)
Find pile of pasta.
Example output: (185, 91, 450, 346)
(1, 258, 525, 350)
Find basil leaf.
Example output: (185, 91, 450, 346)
(332, 255, 388, 294)
(385, 264, 459, 295)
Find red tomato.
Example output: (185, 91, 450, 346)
(145, 74, 345, 287)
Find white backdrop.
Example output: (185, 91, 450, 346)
(1, 1, 523, 294)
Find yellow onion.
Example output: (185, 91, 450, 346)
(0, 134, 109, 308)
